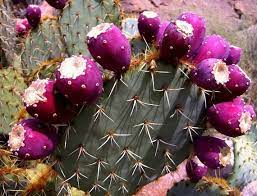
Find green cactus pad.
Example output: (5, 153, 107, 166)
(59, 0, 120, 55)
(55, 40, 205, 194)
(0, 1, 19, 65)
(228, 124, 257, 189)
(167, 179, 231, 196)
(21, 18, 66, 74)
(0, 67, 27, 134)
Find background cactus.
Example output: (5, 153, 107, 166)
(0, 0, 257, 195)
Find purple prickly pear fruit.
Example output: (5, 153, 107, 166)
(15, 18, 31, 35)
(87, 23, 131, 75)
(192, 35, 230, 65)
(138, 11, 161, 43)
(186, 156, 208, 182)
(156, 20, 169, 48)
(55, 56, 103, 105)
(22, 79, 78, 124)
(45, 0, 66, 9)
(223, 64, 250, 97)
(190, 58, 230, 90)
(26, 5, 41, 27)
(8, 119, 58, 160)
(177, 12, 206, 58)
(194, 136, 231, 169)
(202, 129, 234, 178)
(160, 20, 194, 63)
(207, 100, 256, 137)
(225, 45, 242, 65)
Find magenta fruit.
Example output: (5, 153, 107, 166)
(55, 56, 103, 105)
(190, 58, 250, 101)
(177, 12, 206, 58)
(194, 136, 231, 169)
(87, 23, 131, 75)
(15, 18, 31, 35)
(160, 20, 193, 63)
(23, 79, 78, 124)
(26, 5, 41, 27)
(138, 11, 161, 43)
(221, 64, 251, 99)
(207, 99, 256, 137)
(186, 156, 208, 182)
(190, 58, 230, 90)
(156, 20, 169, 48)
(45, 0, 66, 9)
(8, 119, 58, 160)
(225, 45, 242, 65)
(192, 35, 230, 65)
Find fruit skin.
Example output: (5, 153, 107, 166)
(87, 23, 131, 75)
(186, 156, 208, 182)
(207, 99, 256, 137)
(138, 11, 161, 43)
(225, 45, 242, 65)
(15, 18, 31, 35)
(45, 0, 66, 9)
(55, 56, 103, 105)
(156, 20, 169, 48)
(192, 35, 230, 65)
(194, 136, 231, 169)
(160, 20, 193, 63)
(26, 5, 41, 27)
(23, 79, 78, 124)
(177, 12, 206, 58)
(8, 119, 58, 160)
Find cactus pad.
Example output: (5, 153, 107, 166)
(0, 67, 27, 134)
(55, 40, 205, 194)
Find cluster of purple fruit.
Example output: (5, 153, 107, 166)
(137, 11, 255, 181)
(8, 22, 132, 160)
(14, 0, 67, 35)
(8, 9, 255, 186)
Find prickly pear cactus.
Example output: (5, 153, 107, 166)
(21, 18, 66, 72)
(2, 0, 257, 195)
(55, 40, 205, 194)
(168, 177, 239, 196)
(228, 124, 257, 188)
(59, 0, 120, 55)
(0, 67, 27, 134)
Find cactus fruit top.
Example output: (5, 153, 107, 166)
(207, 99, 256, 137)
(192, 35, 230, 65)
(194, 136, 232, 169)
(45, 0, 66, 9)
(186, 156, 208, 182)
(23, 79, 78, 124)
(225, 45, 242, 65)
(177, 12, 206, 58)
(87, 23, 131, 75)
(55, 56, 103, 105)
(26, 5, 41, 27)
(138, 11, 161, 43)
(8, 119, 58, 160)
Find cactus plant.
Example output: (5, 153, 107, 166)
(0, 0, 257, 195)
